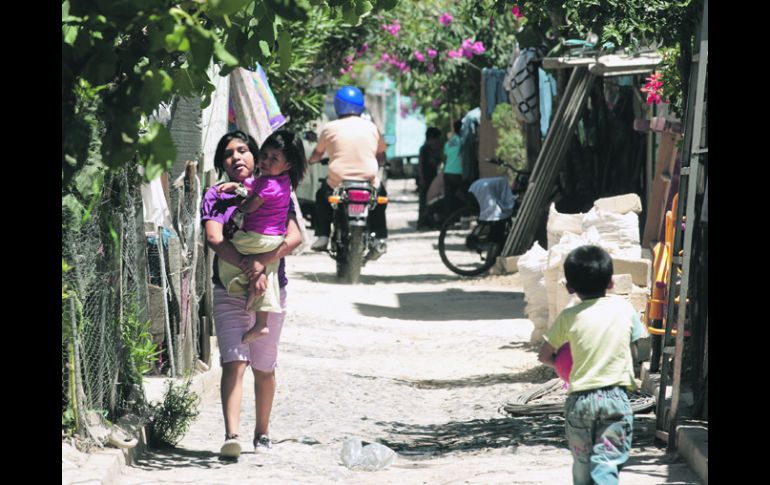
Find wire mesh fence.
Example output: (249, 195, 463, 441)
(62, 162, 206, 450)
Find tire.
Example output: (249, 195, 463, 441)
(338, 225, 365, 284)
(438, 207, 501, 277)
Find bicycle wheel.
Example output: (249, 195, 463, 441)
(438, 207, 501, 276)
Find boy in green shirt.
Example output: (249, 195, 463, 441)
(538, 245, 646, 485)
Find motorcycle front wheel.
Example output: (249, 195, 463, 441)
(438, 207, 501, 277)
(337, 225, 365, 284)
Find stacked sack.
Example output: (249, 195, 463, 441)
(525, 194, 651, 344)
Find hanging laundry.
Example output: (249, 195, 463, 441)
(538, 67, 557, 138)
(228, 65, 286, 145)
(460, 107, 481, 183)
(482, 68, 509, 119)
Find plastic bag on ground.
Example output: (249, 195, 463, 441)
(341, 438, 397, 471)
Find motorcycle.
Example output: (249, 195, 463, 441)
(438, 159, 530, 276)
(327, 179, 388, 284)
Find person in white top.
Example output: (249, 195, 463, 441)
(307, 85, 389, 260)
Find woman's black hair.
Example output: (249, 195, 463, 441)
(453, 120, 462, 135)
(260, 129, 308, 190)
(213, 130, 259, 179)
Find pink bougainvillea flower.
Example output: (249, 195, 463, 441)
(374, 61, 383, 70)
(431, 98, 442, 108)
(447, 49, 462, 59)
(440, 85, 448, 92)
(414, 51, 425, 62)
(356, 43, 369, 57)
(511, 6, 524, 19)
(427, 48, 438, 58)
(472, 41, 486, 55)
(461, 38, 476, 58)
(426, 63, 435, 75)
(640, 72, 665, 105)
(439, 12, 453, 26)
(381, 53, 391, 62)
(382, 21, 400, 36)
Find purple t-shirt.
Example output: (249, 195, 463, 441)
(201, 184, 293, 288)
(242, 173, 291, 235)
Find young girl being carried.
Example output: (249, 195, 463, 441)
(217, 130, 307, 343)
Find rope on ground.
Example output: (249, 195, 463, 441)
(503, 378, 657, 416)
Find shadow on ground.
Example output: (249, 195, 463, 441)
(131, 447, 231, 471)
(353, 289, 526, 321)
(291, 271, 462, 285)
(377, 415, 567, 456)
(392, 365, 556, 389)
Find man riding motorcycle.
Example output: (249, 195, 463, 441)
(308, 85, 388, 261)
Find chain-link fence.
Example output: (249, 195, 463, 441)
(62, 162, 206, 450)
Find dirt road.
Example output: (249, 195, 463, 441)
(118, 178, 700, 484)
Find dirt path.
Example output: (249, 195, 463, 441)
(117, 178, 701, 484)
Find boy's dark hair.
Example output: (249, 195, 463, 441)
(213, 131, 259, 178)
(261, 129, 308, 190)
(425, 127, 442, 140)
(453, 120, 462, 135)
(564, 245, 613, 295)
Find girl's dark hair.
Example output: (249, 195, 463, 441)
(564, 245, 614, 295)
(261, 129, 308, 190)
(213, 131, 259, 179)
(426, 127, 442, 140)
(453, 120, 462, 134)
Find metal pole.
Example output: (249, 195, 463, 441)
(156, 226, 177, 377)
(667, 0, 708, 452)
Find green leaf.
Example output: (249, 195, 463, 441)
(140, 69, 174, 113)
(265, 0, 310, 21)
(164, 24, 190, 52)
(278, 29, 292, 73)
(214, 40, 239, 67)
(62, 194, 85, 229)
(139, 124, 176, 182)
(255, 17, 277, 46)
(209, 0, 253, 16)
(259, 40, 271, 58)
(343, 8, 359, 25)
(63, 25, 79, 46)
(81, 45, 118, 85)
(355, 1, 373, 16)
(172, 67, 195, 97)
(376, 0, 399, 10)
(188, 26, 215, 71)
(74, 162, 105, 200)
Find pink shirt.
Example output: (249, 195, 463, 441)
(241, 173, 291, 236)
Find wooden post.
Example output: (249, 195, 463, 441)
(641, 133, 680, 249)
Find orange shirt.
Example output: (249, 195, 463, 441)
(316, 116, 386, 188)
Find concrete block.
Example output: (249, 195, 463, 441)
(629, 284, 649, 314)
(612, 256, 651, 287)
(677, 425, 708, 484)
(594, 193, 642, 214)
(636, 336, 651, 362)
(609, 273, 634, 295)
(501, 256, 519, 273)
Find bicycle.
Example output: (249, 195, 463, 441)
(438, 160, 530, 276)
